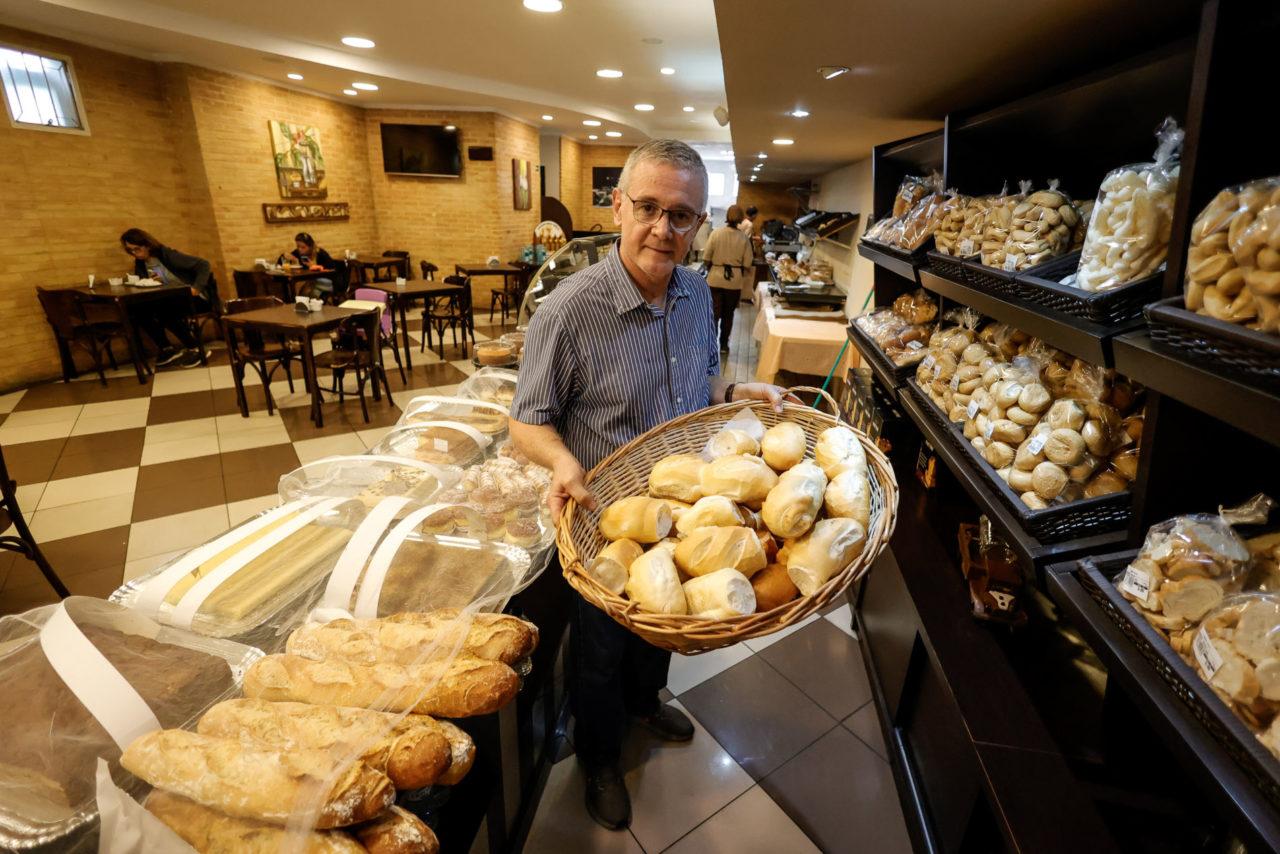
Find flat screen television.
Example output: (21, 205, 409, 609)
(380, 123, 462, 177)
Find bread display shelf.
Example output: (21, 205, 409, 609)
(1146, 296, 1280, 394)
(1013, 253, 1163, 326)
(846, 322, 909, 399)
(856, 239, 923, 283)
(1047, 554, 1280, 850)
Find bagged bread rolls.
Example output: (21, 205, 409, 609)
(145, 790, 365, 854)
(648, 454, 705, 503)
(588, 539, 643, 595)
(625, 548, 688, 614)
(824, 469, 870, 530)
(707, 429, 760, 459)
(675, 495, 748, 536)
(699, 454, 779, 508)
(761, 422, 806, 471)
(751, 562, 799, 611)
(814, 426, 867, 478)
(673, 526, 768, 578)
(683, 568, 756, 619)
(787, 518, 867, 596)
(599, 496, 673, 543)
(761, 462, 827, 539)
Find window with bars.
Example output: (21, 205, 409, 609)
(1, 45, 87, 133)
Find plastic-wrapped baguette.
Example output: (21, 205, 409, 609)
(384, 609, 538, 663)
(761, 461, 827, 538)
(824, 468, 871, 530)
(287, 611, 538, 667)
(355, 805, 440, 854)
(144, 790, 365, 853)
(813, 426, 867, 479)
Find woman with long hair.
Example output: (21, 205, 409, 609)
(120, 228, 217, 368)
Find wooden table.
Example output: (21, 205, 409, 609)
(264, 267, 336, 301)
(72, 281, 192, 382)
(455, 263, 525, 326)
(750, 285, 853, 384)
(221, 304, 367, 426)
(357, 279, 464, 370)
(352, 254, 408, 284)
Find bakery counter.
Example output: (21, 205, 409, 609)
(751, 287, 854, 385)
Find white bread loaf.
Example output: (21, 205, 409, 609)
(699, 454, 779, 508)
(588, 539, 643, 595)
(673, 526, 768, 578)
(648, 454, 706, 502)
(599, 496, 672, 543)
(761, 462, 827, 538)
(751, 562, 799, 611)
(655, 498, 693, 526)
(824, 469, 871, 530)
(675, 495, 748, 536)
(814, 426, 867, 478)
(786, 518, 867, 596)
(625, 548, 688, 614)
(683, 568, 756, 619)
(707, 429, 760, 459)
(761, 422, 807, 471)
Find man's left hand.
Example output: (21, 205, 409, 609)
(732, 382, 801, 413)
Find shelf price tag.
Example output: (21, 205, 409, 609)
(982, 419, 995, 440)
(1193, 628, 1223, 679)
(950, 373, 961, 391)
(921, 354, 936, 372)
(1003, 254, 1022, 272)
(958, 239, 974, 257)
(433, 438, 450, 453)
(907, 340, 924, 350)
(965, 401, 979, 420)
(1026, 432, 1048, 455)
(1119, 566, 1152, 604)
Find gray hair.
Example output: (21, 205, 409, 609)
(618, 139, 709, 209)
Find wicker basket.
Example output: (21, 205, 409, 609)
(557, 387, 899, 654)
(1012, 253, 1161, 326)
(1146, 296, 1280, 392)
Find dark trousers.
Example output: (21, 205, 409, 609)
(139, 296, 207, 352)
(710, 286, 738, 351)
(569, 590, 670, 767)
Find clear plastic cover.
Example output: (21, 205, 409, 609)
(398, 395, 510, 445)
(979, 181, 1030, 267)
(853, 308, 932, 367)
(990, 181, 1080, 271)
(457, 367, 519, 408)
(932, 190, 971, 256)
(432, 454, 555, 553)
(372, 421, 492, 468)
(1190, 593, 1280, 759)
(277, 454, 461, 510)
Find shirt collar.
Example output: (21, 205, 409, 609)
(606, 241, 692, 315)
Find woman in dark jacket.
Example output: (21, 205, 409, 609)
(120, 228, 216, 368)
(280, 232, 336, 296)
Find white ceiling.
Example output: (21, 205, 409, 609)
(0, 0, 732, 144)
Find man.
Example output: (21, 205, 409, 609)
(509, 139, 792, 831)
(737, 204, 758, 236)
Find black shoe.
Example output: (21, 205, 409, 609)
(154, 348, 182, 367)
(178, 350, 203, 368)
(582, 764, 631, 830)
(633, 704, 695, 742)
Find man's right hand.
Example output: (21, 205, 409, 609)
(549, 458, 597, 521)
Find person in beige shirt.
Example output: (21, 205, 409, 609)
(703, 205, 755, 353)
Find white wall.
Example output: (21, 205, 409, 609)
(810, 158, 874, 317)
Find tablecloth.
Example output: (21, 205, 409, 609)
(751, 286, 856, 384)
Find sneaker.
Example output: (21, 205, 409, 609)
(178, 350, 203, 369)
(632, 704, 695, 742)
(154, 348, 182, 367)
(582, 764, 631, 830)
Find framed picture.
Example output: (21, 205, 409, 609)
(269, 120, 327, 199)
(262, 202, 349, 223)
(592, 166, 622, 207)
(512, 158, 532, 210)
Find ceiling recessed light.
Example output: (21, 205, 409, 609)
(757, 152, 768, 159)
(817, 65, 850, 79)
(583, 119, 601, 127)
(287, 73, 303, 80)
(341, 36, 375, 49)
(444, 124, 457, 131)
(750, 175, 758, 181)
(541, 114, 554, 121)
(772, 138, 794, 145)
(522, 0, 562, 11)
(660, 67, 675, 75)
(605, 130, 622, 137)
(352, 82, 378, 91)
(682, 105, 694, 112)
(752, 165, 762, 171)
(634, 103, 654, 112)
(343, 89, 358, 96)
(587, 134, 598, 140)
(595, 68, 623, 78)
(789, 109, 810, 118)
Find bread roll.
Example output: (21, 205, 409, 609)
(751, 562, 798, 611)
(1043, 429, 1086, 466)
(625, 548, 688, 614)
(145, 790, 365, 853)
(673, 526, 768, 578)
(675, 495, 748, 536)
(1031, 462, 1069, 501)
(983, 441, 1015, 470)
(707, 429, 760, 459)
(699, 454, 779, 508)
(761, 462, 827, 538)
(1047, 400, 1086, 431)
(683, 568, 756, 619)
(648, 455, 705, 503)
(1084, 470, 1127, 498)
(243, 654, 518, 718)
(355, 805, 440, 854)
(786, 518, 866, 596)
(1008, 467, 1035, 493)
(588, 539, 642, 595)
(599, 496, 672, 543)
(814, 426, 867, 478)
(198, 699, 452, 791)
(1018, 383, 1051, 414)
(656, 498, 692, 526)
(435, 720, 475, 786)
(761, 422, 806, 471)
(122, 730, 394, 828)
(290, 612, 537, 667)
(824, 469, 870, 530)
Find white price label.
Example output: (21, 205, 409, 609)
(950, 373, 961, 390)
(1193, 628, 1223, 679)
(921, 354, 936, 371)
(1003, 254, 1021, 272)
(1119, 566, 1152, 604)
(958, 238, 974, 256)
(433, 438, 449, 453)
(907, 340, 924, 350)
(1026, 433, 1048, 455)
(966, 401, 979, 420)
(982, 419, 995, 440)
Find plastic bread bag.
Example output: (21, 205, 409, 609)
(892, 174, 932, 218)
(1184, 175, 1280, 333)
(932, 190, 971, 256)
(898, 191, 948, 251)
(112, 497, 366, 645)
(398, 394, 510, 444)
(1187, 593, 1280, 752)
(951, 186, 1006, 259)
(862, 215, 900, 244)
(891, 288, 938, 325)
(457, 367, 519, 408)
(0, 597, 258, 851)
(992, 180, 1080, 272)
(1071, 198, 1094, 251)
(373, 421, 492, 468)
(278, 454, 461, 510)
(980, 180, 1030, 266)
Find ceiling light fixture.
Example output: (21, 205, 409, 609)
(605, 130, 622, 137)
(541, 114, 554, 121)
(343, 89, 358, 96)
(757, 152, 768, 159)
(634, 103, 654, 111)
(660, 67, 675, 75)
(790, 109, 810, 118)
(287, 73, 303, 80)
(587, 134, 598, 139)
(750, 175, 758, 181)
(595, 68, 623, 78)
(752, 165, 762, 171)
(772, 138, 794, 145)
(522, 0, 563, 11)
(341, 36, 375, 49)
(817, 65, 850, 79)
(444, 124, 457, 131)
(352, 82, 378, 91)
(582, 119, 601, 126)
(682, 105, 695, 112)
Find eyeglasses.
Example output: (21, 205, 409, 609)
(625, 194, 701, 233)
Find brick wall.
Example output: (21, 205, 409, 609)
(558, 136, 582, 229)
(577, 144, 635, 233)
(493, 114, 541, 263)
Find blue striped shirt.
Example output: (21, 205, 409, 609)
(510, 244, 720, 470)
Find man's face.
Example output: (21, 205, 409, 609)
(612, 160, 705, 289)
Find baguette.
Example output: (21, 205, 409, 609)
(385, 609, 538, 663)
(814, 426, 867, 479)
(197, 699, 452, 790)
(648, 454, 705, 502)
(435, 720, 476, 785)
(145, 790, 364, 853)
(354, 805, 440, 854)
(786, 518, 867, 597)
(675, 495, 748, 536)
(673, 526, 767, 579)
(699, 454, 779, 508)
(122, 730, 393, 828)
(243, 654, 518, 718)
(290, 611, 537, 667)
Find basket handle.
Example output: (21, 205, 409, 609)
(786, 385, 840, 417)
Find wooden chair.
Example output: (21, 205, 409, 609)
(351, 287, 407, 384)
(0, 443, 69, 598)
(490, 260, 536, 325)
(36, 287, 140, 385)
(221, 296, 301, 417)
(314, 309, 394, 422)
(382, 251, 411, 280)
(419, 261, 438, 281)
(232, 269, 278, 299)
(421, 275, 474, 359)
(187, 280, 222, 366)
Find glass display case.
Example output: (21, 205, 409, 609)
(517, 233, 619, 327)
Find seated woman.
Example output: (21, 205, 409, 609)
(120, 228, 216, 368)
(280, 232, 336, 297)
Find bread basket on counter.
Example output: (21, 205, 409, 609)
(558, 387, 899, 654)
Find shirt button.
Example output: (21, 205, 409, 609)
(676, 397, 683, 404)
(670, 357, 676, 363)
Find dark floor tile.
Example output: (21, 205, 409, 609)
(388, 362, 468, 392)
(221, 444, 300, 502)
(11, 376, 150, 410)
(843, 702, 888, 761)
(39, 525, 131, 579)
(52, 428, 146, 479)
(136, 454, 223, 492)
(0, 579, 60, 615)
(336, 394, 402, 428)
(679, 655, 836, 780)
(132, 474, 226, 522)
(2, 437, 66, 484)
(279, 401, 354, 441)
(760, 726, 911, 854)
(759, 618, 872, 721)
(147, 390, 216, 425)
